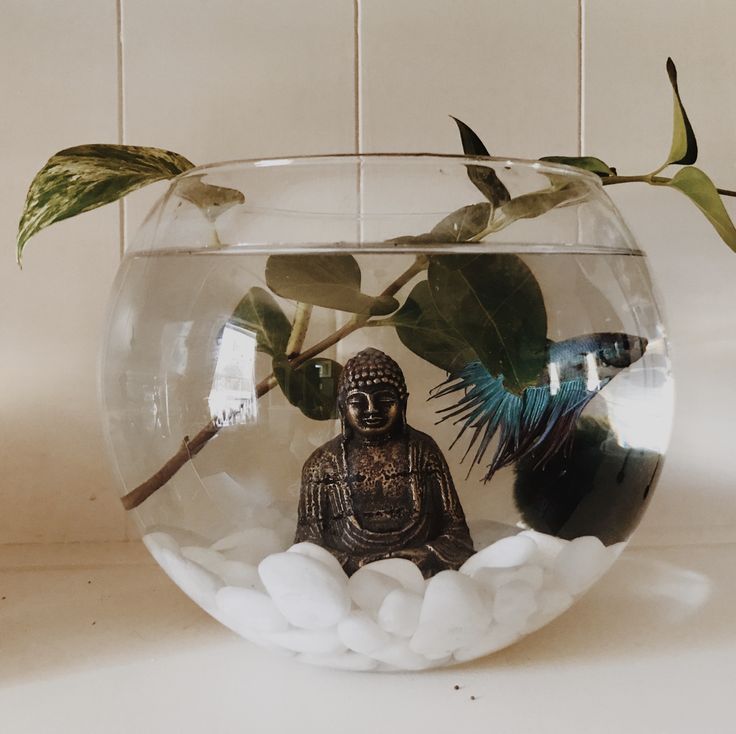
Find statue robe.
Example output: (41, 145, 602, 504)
(295, 427, 475, 576)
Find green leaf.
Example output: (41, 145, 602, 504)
(665, 166, 736, 251)
(384, 280, 478, 373)
(428, 254, 548, 393)
(429, 202, 492, 242)
(274, 357, 343, 420)
(451, 117, 511, 207)
(17, 144, 195, 264)
(175, 174, 245, 222)
(665, 57, 698, 166)
(230, 287, 292, 357)
(265, 254, 399, 315)
(539, 156, 616, 178)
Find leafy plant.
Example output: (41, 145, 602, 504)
(16, 58, 736, 509)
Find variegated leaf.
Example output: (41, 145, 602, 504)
(17, 144, 195, 264)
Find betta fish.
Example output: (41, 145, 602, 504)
(431, 332, 648, 482)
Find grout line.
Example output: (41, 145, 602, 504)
(353, 0, 363, 155)
(353, 0, 365, 245)
(116, 0, 127, 260)
(577, 0, 586, 157)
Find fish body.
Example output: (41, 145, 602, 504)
(543, 333, 648, 386)
(432, 332, 648, 481)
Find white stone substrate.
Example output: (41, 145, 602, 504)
(144, 518, 625, 671)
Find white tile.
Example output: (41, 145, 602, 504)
(123, 0, 356, 244)
(0, 1, 125, 543)
(585, 0, 736, 544)
(361, 0, 580, 157)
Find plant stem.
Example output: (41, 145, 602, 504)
(285, 302, 313, 358)
(602, 173, 736, 197)
(120, 255, 427, 510)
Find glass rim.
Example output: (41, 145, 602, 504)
(174, 152, 603, 185)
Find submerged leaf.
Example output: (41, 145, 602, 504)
(384, 280, 478, 373)
(451, 117, 511, 207)
(266, 254, 399, 316)
(539, 156, 616, 178)
(274, 357, 342, 420)
(230, 287, 292, 357)
(428, 254, 548, 394)
(666, 166, 736, 251)
(17, 144, 194, 264)
(665, 57, 698, 166)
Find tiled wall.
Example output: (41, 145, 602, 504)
(3, 0, 735, 546)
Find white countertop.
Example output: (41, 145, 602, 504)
(1, 540, 734, 733)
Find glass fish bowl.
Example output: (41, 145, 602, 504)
(101, 154, 673, 671)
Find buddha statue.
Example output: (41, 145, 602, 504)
(294, 348, 475, 578)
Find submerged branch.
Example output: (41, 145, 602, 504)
(119, 255, 427, 510)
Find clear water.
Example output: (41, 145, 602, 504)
(102, 247, 672, 546)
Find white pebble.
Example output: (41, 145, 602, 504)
(259, 552, 351, 630)
(359, 558, 426, 595)
(299, 651, 379, 672)
(525, 589, 574, 632)
(553, 536, 615, 596)
(410, 571, 489, 658)
(474, 564, 544, 593)
(377, 589, 423, 637)
(212, 527, 287, 565)
(215, 586, 289, 634)
(459, 535, 537, 576)
(287, 542, 346, 579)
(182, 546, 263, 589)
(371, 641, 437, 671)
(338, 612, 392, 655)
(145, 535, 222, 611)
(493, 580, 538, 627)
(220, 560, 261, 589)
(453, 624, 523, 662)
(181, 546, 228, 576)
(268, 628, 346, 655)
(348, 567, 401, 613)
(144, 531, 181, 557)
(519, 530, 568, 567)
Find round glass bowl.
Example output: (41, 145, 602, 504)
(101, 154, 672, 671)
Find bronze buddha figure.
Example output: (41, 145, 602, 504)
(294, 348, 475, 578)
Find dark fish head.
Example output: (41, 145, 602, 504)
(596, 333, 648, 368)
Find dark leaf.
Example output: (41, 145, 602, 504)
(666, 166, 736, 251)
(266, 254, 399, 315)
(428, 254, 548, 394)
(451, 117, 511, 207)
(451, 116, 490, 156)
(665, 57, 698, 166)
(17, 144, 194, 264)
(274, 357, 343, 420)
(539, 156, 616, 177)
(230, 287, 292, 357)
(384, 280, 477, 372)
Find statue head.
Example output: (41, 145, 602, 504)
(337, 348, 409, 441)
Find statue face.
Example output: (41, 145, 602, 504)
(344, 385, 403, 438)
